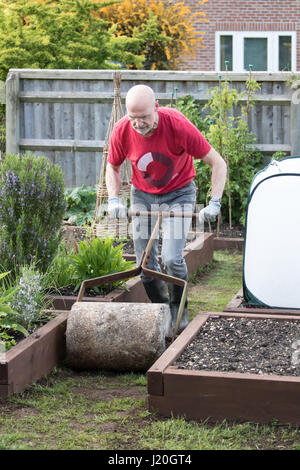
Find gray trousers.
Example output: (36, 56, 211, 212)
(131, 181, 196, 282)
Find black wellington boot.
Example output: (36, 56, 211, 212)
(168, 281, 189, 335)
(142, 279, 169, 304)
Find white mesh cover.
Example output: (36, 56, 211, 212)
(244, 157, 300, 309)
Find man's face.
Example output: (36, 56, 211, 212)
(127, 100, 158, 137)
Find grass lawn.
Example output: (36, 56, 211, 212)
(0, 250, 300, 451)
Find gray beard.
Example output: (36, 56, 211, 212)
(134, 127, 151, 136)
(134, 122, 158, 137)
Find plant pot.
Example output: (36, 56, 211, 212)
(0, 311, 68, 397)
(147, 311, 300, 425)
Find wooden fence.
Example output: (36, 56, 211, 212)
(5, 69, 300, 187)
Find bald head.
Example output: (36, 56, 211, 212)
(125, 85, 156, 110)
(126, 85, 159, 137)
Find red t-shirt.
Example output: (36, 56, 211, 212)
(107, 107, 211, 194)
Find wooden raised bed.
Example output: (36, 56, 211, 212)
(213, 237, 244, 252)
(48, 276, 149, 310)
(147, 311, 300, 425)
(0, 311, 68, 397)
(224, 288, 300, 316)
(1, 233, 213, 397)
(50, 233, 214, 310)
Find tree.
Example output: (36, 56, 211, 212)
(0, 0, 145, 81)
(100, 0, 208, 70)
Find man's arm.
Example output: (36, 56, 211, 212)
(105, 162, 122, 198)
(198, 147, 227, 223)
(105, 162, 127, 218)
(201, 147, 227, 200)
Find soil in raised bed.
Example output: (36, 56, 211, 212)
(174, 317, 300, 377)
(210, 222, 244, 239)
(63, 226, 200, 256)
(46, 284, 119, 297)
(4, 310, 60, 347)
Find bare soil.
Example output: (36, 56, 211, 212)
(174, 316, 300, 376)
(210, 222, 244, 239)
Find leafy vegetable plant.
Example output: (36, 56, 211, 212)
(64, 185, 97, 226)
(45, 242, 77, 290)
(69, 237, 135, 293)
(0, 272, 29, 349)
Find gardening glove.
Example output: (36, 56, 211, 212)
(199, 198, 221, 223)
(107, 197, 127, 219)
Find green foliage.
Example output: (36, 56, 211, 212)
(0, 272, 29, 349)
(173, 82, 290, 227)
(45, 243, 77, 289)
(131, 10, 173, 70)
(271, 150, 288, 161)
(8, 264, 52, 332)
(69, 236, 135, 292)
(174, 75, 264, 226)
(201, 75, 264, 226)
(0, 152, 66, 275)
(0, 0, 145, 81)
(169, 94, 209, 134)
(64, 185, 97, 226)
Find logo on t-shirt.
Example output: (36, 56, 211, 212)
(136, 152, 174, 188)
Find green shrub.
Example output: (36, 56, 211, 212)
(173, 79, 265, 227)
(45, 242, 77, 289)
(201, 76, 264, 226)
(0, 153, 66, 275)
(69, 236, 135, 293)
(169, 94, 209, 134)
(0, 272, 29, 350)
(64, 185, 97, 226)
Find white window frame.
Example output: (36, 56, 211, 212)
(215, 31, 296, 72)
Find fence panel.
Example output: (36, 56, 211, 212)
(5, 69, 297, 187)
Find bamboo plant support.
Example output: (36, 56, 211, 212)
(92, 72, 131, 239)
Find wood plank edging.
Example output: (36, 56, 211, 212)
(147, 313, 210, 396)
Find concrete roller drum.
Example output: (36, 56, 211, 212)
(66, 301, 171, 371)
(65, 211, 196, 372)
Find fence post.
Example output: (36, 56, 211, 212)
(290, 93, 300, 156)
(6, 71, 20, 154)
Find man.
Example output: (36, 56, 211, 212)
(106, 84, 227, 333)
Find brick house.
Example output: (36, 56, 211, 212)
(180, 0, 300, 72)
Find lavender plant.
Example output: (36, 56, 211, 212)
(0, 153, 66, 275)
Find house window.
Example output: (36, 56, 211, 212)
(217, 32, 296, 72)
(244, 38, 268, 71)
(279, 36, 292, 71)
(220, 35, 233, 71)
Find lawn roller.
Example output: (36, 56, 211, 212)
(66, 210, 197, 372)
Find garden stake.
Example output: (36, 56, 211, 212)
(77, 211, 198, 341)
